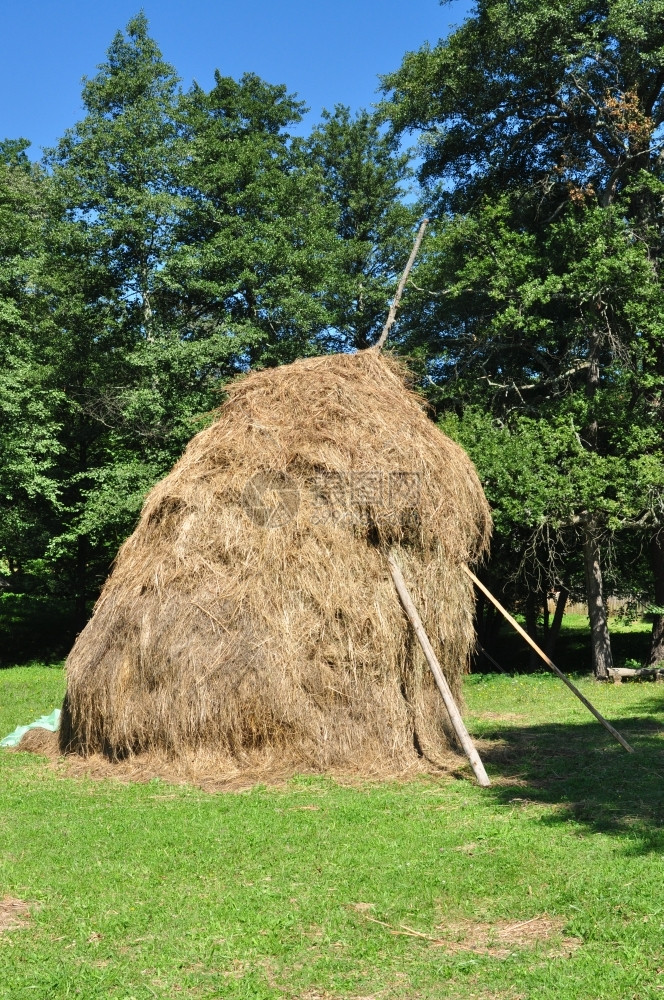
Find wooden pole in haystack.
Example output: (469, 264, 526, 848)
(373, 219, 428, 352)
(461, 565, 634, 754)
(387, 552, 491, 787)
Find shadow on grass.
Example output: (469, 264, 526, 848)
(480, 701, 664, 854)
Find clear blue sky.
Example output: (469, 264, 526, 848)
(1, 0, 472, 157)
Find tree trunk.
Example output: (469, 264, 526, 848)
(545, 586, 569, 659)
(525, 588, 538, 640)
(526, 588, 542, 670)
(141, 261, 154, 342)
(474, 587, 503, 670)
(583, 522, 613, 679)
(583, 330, 613, 679)
(483, 603, 502, 656)
(649, 532, 664, 666)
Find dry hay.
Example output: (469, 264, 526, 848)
(60, 349, 490, 778)
(17, 727, 60, 756)
(0, 897, 31, 937)
(15, 727, 470, 792)
(439, 914, 582, 958)
(354, 908, 581, 959)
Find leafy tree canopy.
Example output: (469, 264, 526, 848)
(383, 0, 664, 210)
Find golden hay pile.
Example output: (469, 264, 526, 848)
(59, 350, 491, 778)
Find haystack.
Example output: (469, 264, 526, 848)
(60, 350, 491, 778)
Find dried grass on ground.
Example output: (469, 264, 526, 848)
(17, 728, 472, 791)
(353, 908, 581, 959)
(59, 350, 490, 778)
(438, 914, 582, 958)
(0, 897, 31, 936)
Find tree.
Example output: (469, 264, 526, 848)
(0, 141, 62, 584)
(306, 106, 418, 349)
(164, 71, 337, 367)
(40, 13, 191, 624)
(384, 0, 664, 675)
(413, 191, 664, 674)
(384, 0, 664, 210)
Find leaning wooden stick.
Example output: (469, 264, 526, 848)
(373, 219, 429, 352)
(387, 552, 491, 787)
(475, 639, 508, 675)
(461, 565, 634, 754)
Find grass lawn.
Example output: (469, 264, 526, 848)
(2, 640, 664, 998)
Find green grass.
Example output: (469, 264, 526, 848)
(3, 659, 664, 998)
(0, 662, 65, 736)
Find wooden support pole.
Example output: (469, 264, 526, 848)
(461, 565, 634, 754)
(475, 639, 508, 675)
(373, 219, 428, 352)
(387, 553, 491, 787)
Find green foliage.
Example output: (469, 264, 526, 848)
(167, 71, 337, 365)
(382, 0, 664, 208)
(419, 189, 664, 606)
(5, 3, 664, 666)
(33, 18, 188, 604)
(306, 105, 418, 348)
(383, 2, 664, 629)
(0, 149, 64, 576)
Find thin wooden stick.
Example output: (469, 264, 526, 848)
(373, 219, 428, 351)
(387, 552, 491, 786)
(461, 565, 634, 753)
(363, 914, 446, 944)
(475, 639, 508, 675)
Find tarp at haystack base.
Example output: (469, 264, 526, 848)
(1, 709, 61, 748)
(57, 350, 491, 779)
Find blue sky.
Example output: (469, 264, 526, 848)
(1, 0, 472, 157)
